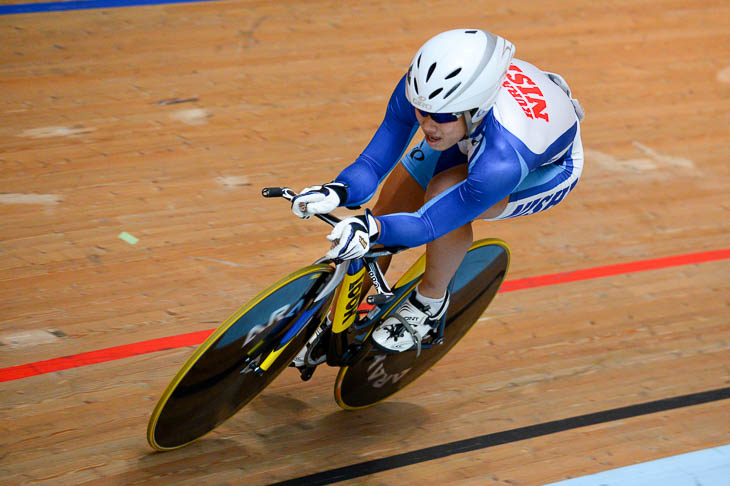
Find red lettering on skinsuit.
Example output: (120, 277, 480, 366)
(502, 65, 550, 122)
(507, 72, 535, 86)
(526, 96, 549, 122)
(517, 85, 542, 96)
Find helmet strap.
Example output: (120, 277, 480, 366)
(463, 109, 481, 136)
(462, 110, 474, 137)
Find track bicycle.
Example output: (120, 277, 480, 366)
(147, 187, 510, 451)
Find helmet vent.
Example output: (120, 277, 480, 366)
(428, 88, 443, 100)
(414, 78, 419, 95)
(417, 53, 422, 68)
(445, 68, 461, 80)
(465, 30, 477, 34)
(443, 82, 461, 99)
(407, 65, 412, 85)
(426, 63, 437, 82)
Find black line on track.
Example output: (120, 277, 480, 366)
(269, 387, 730, 485)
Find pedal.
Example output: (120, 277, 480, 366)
(298, 366, 316, 382)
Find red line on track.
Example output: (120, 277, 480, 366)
(499, 248, 730, 292)
(0, 330, 213, 383)
(2, 248, 728, 383)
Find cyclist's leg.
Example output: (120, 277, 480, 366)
(357, 139, 450, 300)
(369, 161, 425, 277)
(417, 164, 508, 299)
(373, 160, 426, 214)
(370, 140, 467, 282)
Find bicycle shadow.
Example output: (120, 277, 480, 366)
(133, 389, 429, 483)
(248, 390, 431, 455)
(316, 400, 430, 440)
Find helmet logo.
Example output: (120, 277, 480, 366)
(411, 95, 432, 111)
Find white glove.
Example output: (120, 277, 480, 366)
(326, 210, 380, 261)
(291, 182, 348, 219)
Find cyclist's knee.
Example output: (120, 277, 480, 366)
(425, 165, 467, 202)
(478, 195, 510, 219)
(372, 163, 424, 216)
(372, 196, 396, 216)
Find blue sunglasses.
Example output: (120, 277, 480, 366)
(417, 109, 463, 124)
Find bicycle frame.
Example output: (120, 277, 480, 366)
(261, 187, 405, 370)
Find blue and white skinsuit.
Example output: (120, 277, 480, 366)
(333, 59, 585, 248)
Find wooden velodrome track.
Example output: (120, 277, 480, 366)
(1, 0, 728, 484)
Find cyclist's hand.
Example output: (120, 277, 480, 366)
(326, 209, 379, 261)
(291, 182, 348, 219)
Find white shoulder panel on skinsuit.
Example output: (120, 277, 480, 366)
(492, 59, 579, 155)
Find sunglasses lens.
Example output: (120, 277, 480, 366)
(418, 109, 459, 123)
(432, 112, 459, 123)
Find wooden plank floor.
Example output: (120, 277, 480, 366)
(1, 0, 728, 484)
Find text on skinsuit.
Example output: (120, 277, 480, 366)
(502, 64, 549, 122)
(505, 179, 578, 218)
(367, 354, 411, 389)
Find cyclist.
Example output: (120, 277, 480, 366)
(291, 28, 584, 353)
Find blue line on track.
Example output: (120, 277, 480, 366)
(0, 0, 219, 15)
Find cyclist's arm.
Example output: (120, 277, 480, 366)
(374, 144, 523, 248)
(334, 75, 419, 206)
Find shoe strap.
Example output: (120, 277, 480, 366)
(410, 290, 450, 319)
(389, 312, 422, 358)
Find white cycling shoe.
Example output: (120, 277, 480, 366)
(371, 290, 449, 352)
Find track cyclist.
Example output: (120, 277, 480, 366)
(291, 28, 585, 358)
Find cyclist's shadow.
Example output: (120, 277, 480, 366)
(247, 389, 430, 451)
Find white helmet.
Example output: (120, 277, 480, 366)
(405, 29, 515, 132)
